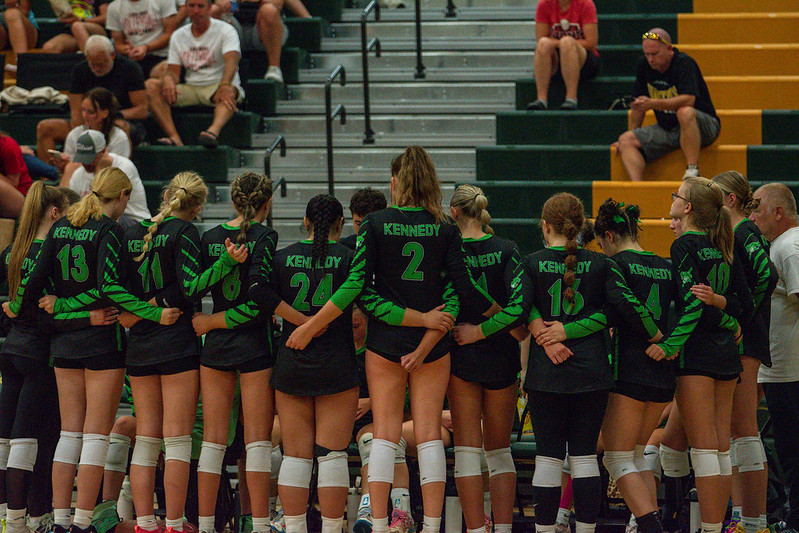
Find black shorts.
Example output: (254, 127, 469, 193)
(53, 351, 126, 371)
(613, 381, 674, 404)
(370, 345, 449, 365)
(127, 356, 199, 377)
(676, 368, 740, 382)
(554, 50, 600, 82)
(202, 356, 271, 374)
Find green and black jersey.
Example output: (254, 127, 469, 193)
(121, 217, 237, 366)
(199, 223, 278, 367)
(11, 216, 159, 359)
(269, 240, 357, 396)
(519, 247, 660, 394)
(452, 234, 522, 385)
(611, 249, 678, 391)
(657, 232, 753, 376)
(330, 207, 494, 362)
(733, 219, 777, 366)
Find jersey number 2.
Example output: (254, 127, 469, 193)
(291, 273, 333, 312)
(401, 242, 425, 281)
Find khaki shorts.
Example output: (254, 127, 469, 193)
(174, 82, 243, 107)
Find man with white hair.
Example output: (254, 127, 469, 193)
(750, 183, 799, 532)
(36, 34, 147, 160)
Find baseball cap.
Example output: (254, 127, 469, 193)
(73, 130, 107, 164)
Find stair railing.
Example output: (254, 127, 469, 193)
(361, 0, 381, 144)
(325, 65, 347, 196)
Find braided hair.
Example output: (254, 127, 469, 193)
(305, 194, 344, 267)
(541, 193, 585, 304)
(450, 184, 493, 234)
(136, 171, 208, 262)
(231, 172, 273, 245)
(593, 198, 641, 242)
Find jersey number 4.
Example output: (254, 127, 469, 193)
(291, 272, 333, 312)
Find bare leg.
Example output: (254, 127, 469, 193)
(533, 37, 557, 103)
(482, 384, 518, 528)
(0, 179, 25, 218)
(257, 0, 284, 68)
(3, 8, 37, 59)
(206, 101, 236, 138)
(71, 21, 106, 53)
(42, 33, 79, 54)
(447, 376, 484, 530)
(129, 376, 164, 522)
(36, 118, 71, 161)
(315, 389, 359, 520)
(240, 369, 275, 522)
(616, 131, 647, 181)
(145, 78, 183, 145)
(556, 36, 587, 102)
(52, 368, 87, 515)
(275, 392, 315, 517)
(677, 106, 701, 167)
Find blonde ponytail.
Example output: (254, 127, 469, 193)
(67, 167, 131, 227)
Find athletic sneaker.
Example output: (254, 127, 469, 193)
(30, 514, 54, 533)
(133, 526, 163, 533)
(269, 510, 285, 533)
(264, 66, 284, 84)
(387, 509, 414, 533)
(683, 166, 700, 179)
(352, 509, 373, 533)
(555, 523, 570, 533)
(67, 526, 97, 533)
(724, 520, 741, 533)
(92, 501, 120, 533)
(625, 523, 638, 533)
(52, 525, 69, 533)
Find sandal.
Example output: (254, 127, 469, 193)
(154, 137, 178, 146)
(198, 130, 218, 149)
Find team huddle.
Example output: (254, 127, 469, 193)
(0, 145, 780, 533)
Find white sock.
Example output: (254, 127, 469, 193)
(495, 525, 512, 533)
(628, 515, 637, 526)
(741, 517, 759, 533)
(359, 493, 371, 512)
(575, 522, 596, 533)
(422, 515, 441, 533)
(390, 488, 411, 512)
(0, 504, 6, 520)
(466, 528, 486, 533)
(700, 522, 722, 533)
(165, 518, 184, 532)
(54, 509, 71, 528)
(6, 508, 26, 532)
(137, 515, 159, 531)
(536, 525, 556, 533)
(74, 509, 93, 529)
(321, 516, 343, 533)
(253, 517, 270, 533)
(28, 515, 47, 529)
(372, 516, 389, 533)
(556, 508, 570, 526)
(284, 514, 308, 533)
(198, 516, 214, 533)
(759, 515, 768, 530)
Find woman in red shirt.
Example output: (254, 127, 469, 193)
(0, 132, 32, 218)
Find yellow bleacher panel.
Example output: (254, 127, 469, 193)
(610, 144, 747, 181)
(679, 44, 799, 77)
(678, 13, 799, 44)
(638, 109, 761, 146)
(592, 181, 681, 219)
(692, 0, 799, 12)
(705, 76, 799, 109)
(638, 220, 677, 257)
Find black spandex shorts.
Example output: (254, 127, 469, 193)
(555, 50, 600, 82)
(676, 368, 740, 382)
(613, 381, 674, 404)
(53, 351, 125, 371)
(127, 356, 199, 377)
(370, 346, 448, 365)
(528, 389, 609, 459)
(202, 357, 271, 374)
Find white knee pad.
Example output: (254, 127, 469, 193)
(644, 445, 661, 480)
(729, 438, 738, 468)
(718, 450, 732, 476)
(395, 437, 407, 464)
(562, 455, 570, 475)
(533, 455, 563, 488)
(53, 431, 82, 465)
(317, 450, 349, 488)
(245, 440, 272, 473)
(569, 454, 600, 479)
(485, 447, 515, 477)
(602, 450, 637, 481)
(0, 438, 11, 469)
(198, 442, 226, 474)
(633, 445, 649, 472)
(453, 446, 483, 479)
(164, 435, 192, 464)
(130, 435, 162, 468)
(278, 456, 313, 489)
(271, 445, 282, 480)
(106, 433, 132, 473)
(660, 445, 690, 477)
(734, 436, 766, 473)
(690, 448, 722, 478)
(80, 433, 111, 467)
(357, 433, 373, 466)
(417, 440, 446, 485)
(7, 438, 38, 471)
(367, 439, 397, 484)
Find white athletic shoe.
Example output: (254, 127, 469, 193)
(683, 166, 700, 179)
(264, 66, 284, 83)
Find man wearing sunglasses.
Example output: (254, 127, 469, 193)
(615, 27, 720, 181)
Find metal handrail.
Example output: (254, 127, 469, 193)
(446, 0, 456, 17)
(263, 135, 286, 180)
(325, 66, 347, 196)
(414, 0, 425, 78)
(360, 0, 381, 144)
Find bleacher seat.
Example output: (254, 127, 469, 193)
(131, 146, 240, 184)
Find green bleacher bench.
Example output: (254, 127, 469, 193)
(747, 146, 799, 181)
(142, 180, 165, 214)
(131, 146, 240, 184)
(598, 14, 677, 46)
(477, 181, 593, 219)
(515, 77, 635, 111)
(0, 112, 69, 146)
(285, 17, 325, 53)
(143, 110, 262, 148)
(490, 219, 544, 256)
(593, 0, 691, 14)
(245, 79, 286, 117)
(16, 53, 85, 91)
(762, 111, 799, 145)
(597, 45, 645, 77)
(299, 0, 343, 23)
(242, 48, 310, 85)
(496, 110, 628, 146)
(476, 145, 611, 181)
(35, 19, 65, 47)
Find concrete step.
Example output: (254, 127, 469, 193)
(307, 50, 532, 72)
(277, 99, 514, 114)
(329, 20, 534, 40)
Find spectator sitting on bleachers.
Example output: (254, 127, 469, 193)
(36, 35, 147, 161)
(61, 130, 150, 226)
(0, 0, 37, 72)
(614, 28, 720, 181)
(526, 0, 599, 111)
(145, 0, 243, 148)
(215, 0, 310, 84)
(105, 0, 180, 78)
(0, 131, 32, 217)
(40, 0, 109, 54)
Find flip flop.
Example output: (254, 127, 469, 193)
(154, 137, 177, 146)
(198, 130, 218, 149)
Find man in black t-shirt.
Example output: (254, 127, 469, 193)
(36, 34, 147, 161)
(615, 28, 721, 181)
